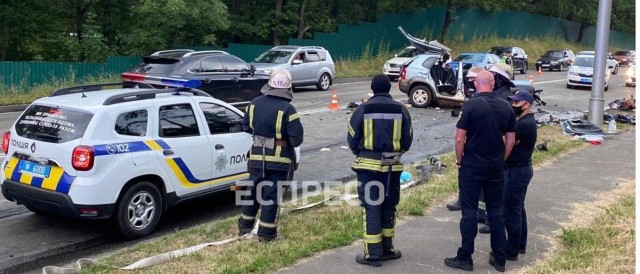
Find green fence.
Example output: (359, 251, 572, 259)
(1, 6, 635, 88)
(0, 56, 140, 87)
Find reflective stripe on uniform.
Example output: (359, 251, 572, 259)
(348, 123, 355, 137)
(249, 154, 292, 164)
(259, 221, 277, 228)
(363, 233, 382, 244)
(392, 119, 402, 152)
(241, 213, 255, 220)
(382, 228, 394, 237)
(364, 119, 373, 150)
(288, 113, 299, 122)
(275, 110, 284, 139)
(351, 157, 403, 172)
(249, 104, 255, 130)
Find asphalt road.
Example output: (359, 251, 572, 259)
(0, 68, 634, 273)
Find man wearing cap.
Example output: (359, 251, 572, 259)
(503, 90, 537, 261)
(489, 63, 516, 101)
(238, 69, 304, 242)
(348, 74, 413, 267)
(444, 71, 515, 272)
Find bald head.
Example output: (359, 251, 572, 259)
(475, 71, 495, 93)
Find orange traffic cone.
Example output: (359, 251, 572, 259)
(529, 73, 534, 83)
(537, 66, 542, 77)
(328, 90, 340, 110)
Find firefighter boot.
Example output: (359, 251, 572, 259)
(238, 214, 256, 236)
(356, 242, 383, 267)
(382, 236, 402, 261)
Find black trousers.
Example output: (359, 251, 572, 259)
(503, 165, 533, 256)
(457, 166, 507, 265)
(238, 168, 290, 239)
(356, 170, 401, 260)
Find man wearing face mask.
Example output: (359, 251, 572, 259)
(502, 90, 537, 261)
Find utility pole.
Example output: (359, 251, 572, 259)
(588, 0, 612, 127)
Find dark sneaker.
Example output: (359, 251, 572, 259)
(488, 253, 506, 272)
(444, 256, 473, 271)
(446, 199, 462, 211)
(355, 254, 382, 267)
(479, 225, 491, 234)
(519, 248, 527, 254)
(382, 250, 402, 261)
(506, 253, 518, 261)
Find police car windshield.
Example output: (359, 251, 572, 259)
(397, 48, 422, 58)
(574, 56, 594, 67)
(15, 105, 93, 143)
(488, 48, 507, 56)
(255, 51, 293, 64)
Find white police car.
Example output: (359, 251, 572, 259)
(0, 75, 296, 239)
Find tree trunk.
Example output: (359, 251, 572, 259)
(296, 0, 308, 39)
(439, 0, 454, 42)
(100, 0, 112, 48)
(576, 22, 588, 43)
(74, 0, 91, 61)
(272, 0, 283, 45)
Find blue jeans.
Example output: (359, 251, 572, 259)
(457, 166, 507, 265)
(503, 166, 533, 256)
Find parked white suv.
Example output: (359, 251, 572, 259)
(251, 46, 335, 91)
(0, 76, 299, 239)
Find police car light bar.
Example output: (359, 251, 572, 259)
(121, 72, 201, 89)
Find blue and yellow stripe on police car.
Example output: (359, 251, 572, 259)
(143, 140, 249, 188)
(3, 156, 75, 194)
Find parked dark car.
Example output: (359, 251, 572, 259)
(612, 50, 635, 66)
(535, 49, 575, 72)
(126, 49, 269, 107)
(487, 46, 529, 74)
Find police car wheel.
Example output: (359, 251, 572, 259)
(316, 73, 331, 91)
(115, 182, 162, 239)
(612, 65, 619, 75)
(409, 85, 432, 108)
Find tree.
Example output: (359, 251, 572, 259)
(530, 0, 598, 43)
(120, 0, 230, 55)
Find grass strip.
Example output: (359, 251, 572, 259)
(526, 193, 636, 274)
(84, 125, 584, 274)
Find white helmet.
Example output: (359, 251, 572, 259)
(268, 70, 292, 89)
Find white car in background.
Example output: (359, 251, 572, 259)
(567, 54, 610, 91)
(576, 51, 620, 75)
(383, 46, 425, 81)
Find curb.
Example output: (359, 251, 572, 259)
(0, 78, 373, 114)
(0, 104, 30, 114)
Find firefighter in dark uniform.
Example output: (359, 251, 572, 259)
(347, 75, 413, 267)
(238, 69, 304, 241)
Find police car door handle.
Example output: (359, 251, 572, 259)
(163, 149, 174, 156)
(215, 144, 224, 150)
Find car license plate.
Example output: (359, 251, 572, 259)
(541, 64, 550, 67)
(581, 78, 592, 83)
(18, 160, 51, 177)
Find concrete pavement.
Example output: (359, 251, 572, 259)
(279, 130, 635, 273)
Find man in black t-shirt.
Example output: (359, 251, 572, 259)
(503, 90, 538, 261)
(444, 71, 516, 272)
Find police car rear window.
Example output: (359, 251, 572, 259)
(15, 105, 93, 143)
